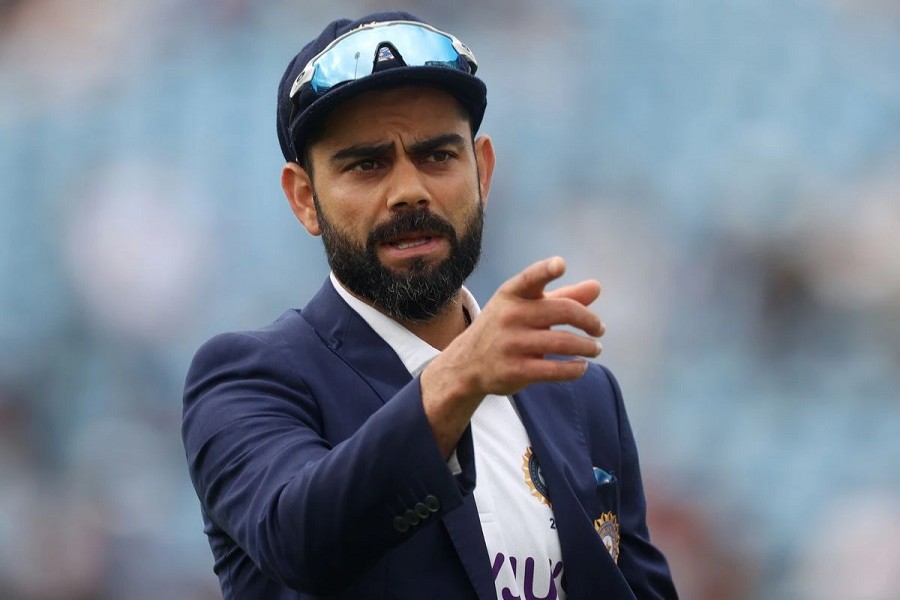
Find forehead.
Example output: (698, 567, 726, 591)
(312, 85, 470, 150)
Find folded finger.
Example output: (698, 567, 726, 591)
(545, 280, 601, 306)
(507, 330, 602, 359)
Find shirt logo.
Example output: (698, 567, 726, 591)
(522, 447, 551, 506)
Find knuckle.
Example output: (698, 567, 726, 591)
(499, 277, 519, 294)
(501, 302, 527, 327)
(513, 360, 532, 380)
(507, 360, 530, 383)
(497, 336, 519, 356)
(493, 368, 521, 393)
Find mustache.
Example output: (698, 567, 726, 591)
(367, 210, 458, 247)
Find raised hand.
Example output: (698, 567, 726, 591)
(420, 256, 605, 457)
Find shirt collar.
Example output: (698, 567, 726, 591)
(329, 272, 480, 376)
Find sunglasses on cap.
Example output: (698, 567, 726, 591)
(289, 20, 479, 100)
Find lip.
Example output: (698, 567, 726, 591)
(379, 233, 447, 263)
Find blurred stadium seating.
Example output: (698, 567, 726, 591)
(2, 1, 899, 598)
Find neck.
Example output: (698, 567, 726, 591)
(399, 292, 469, 350)
(338, 277, 470, 350)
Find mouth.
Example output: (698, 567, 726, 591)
(389, 235, 436, 250)
(383, 231, 443, 250)
(378, 231, 447, 262)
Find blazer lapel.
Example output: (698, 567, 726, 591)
(515, 382, 637, 599)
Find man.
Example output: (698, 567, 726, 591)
(182, 11, 677, 600)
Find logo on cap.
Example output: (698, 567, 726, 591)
(377, 45, 396, 62)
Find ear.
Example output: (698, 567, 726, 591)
(281, 162, 321, 236)
(473, 135, 496, 206)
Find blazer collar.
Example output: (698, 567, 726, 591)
(300, 277, 412, 403)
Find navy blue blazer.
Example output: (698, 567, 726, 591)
(182, 279, 677, 599)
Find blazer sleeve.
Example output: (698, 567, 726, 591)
(597, 365, 679, 599)
(181, 330, 473, 595)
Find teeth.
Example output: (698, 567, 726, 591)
(395, 238, 430, 250)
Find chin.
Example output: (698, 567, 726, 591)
(384, 256, 441, 275)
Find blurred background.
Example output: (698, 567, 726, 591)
(2, 0, 899, 598)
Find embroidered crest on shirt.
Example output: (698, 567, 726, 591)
(522, 447, 551, 506)
(593, 512, 620, 563)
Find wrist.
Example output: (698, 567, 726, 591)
(422, 352, 483, 409)
(419, 355, 484, 459)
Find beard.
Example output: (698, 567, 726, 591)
(314, 194, 484, 323)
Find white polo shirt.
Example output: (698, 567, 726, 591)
(330, 274, 567, 599)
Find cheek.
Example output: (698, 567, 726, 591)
(331, 207, 375, 245)
(446, 176, 483, 222)
(316, 186, 378, 237)
(453, 163, 482, 199)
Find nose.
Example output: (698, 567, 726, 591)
(385, 155, 430, 211)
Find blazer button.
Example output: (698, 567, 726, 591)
(415, 502, 430, 519)
(393, 516, 410, 533)
(404, 509, 420, 527)
(424, 495, 440, 513)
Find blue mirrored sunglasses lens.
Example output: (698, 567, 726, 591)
(309, 24, 467, 95)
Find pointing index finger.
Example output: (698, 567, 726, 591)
(503, 256, 567, 299)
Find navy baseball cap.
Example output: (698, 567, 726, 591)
(276, 11, 488, 163)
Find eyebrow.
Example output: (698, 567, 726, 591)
(407, 133, 467, 156)
(329, 133, 467, 164)
(330, 141, 394, 164)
